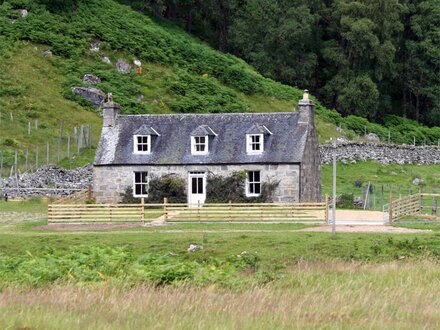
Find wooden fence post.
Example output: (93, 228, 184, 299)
(325, 194, 329, 223)
(389, 191, 393, 224)
(419, 191, 423, 214)
(229, 200, 232, 223)
(163, 197, 168, 222)
(48, 204, 52, 223)
(141, 197, 145, 224)
(87, 185, 92, 200)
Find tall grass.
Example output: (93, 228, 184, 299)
(2, 260, 440, 329)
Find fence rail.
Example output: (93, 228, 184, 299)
(384, 193, 438, 224)
(52, 187, 92, 205)
(48, 198, 329, 224)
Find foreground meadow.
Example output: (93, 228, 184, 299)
(3, 260, 440, 329)
(2, 200, 440, 329)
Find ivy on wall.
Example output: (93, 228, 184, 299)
(121, 171, 279, 204)
(121, 174, 186, 204)
(206, 171, 279, 203)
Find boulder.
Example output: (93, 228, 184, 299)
(366, 133, 380, 142)
(116, 59, 131, 74)
(19, 9, 28, 17)
(102, 56, 111, 64)
(43, 50, 52, 57)
(89, 40, 100, 52)
(187, 244, 203, 252)
(83, 74, 101, 84)
(72, 87, 105, 108)
(133, 59, 142, 67)
(412, 178, 423, 186)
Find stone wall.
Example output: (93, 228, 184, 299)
(0, 165, 92, 198)
(300, 123, 322, 202)
(93, 164, 300, 204)
(320, 143, 440, 165)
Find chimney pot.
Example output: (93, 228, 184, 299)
(102, 93, 120, 127)
(303, 89, 309, 101)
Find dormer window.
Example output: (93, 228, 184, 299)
(246, 124, 272, 155)
(133, 125, 160, 154)
(246, 134, 263, 154)
(191, 136, 208, 155)
(134, 135, 151, 154)
(190, 125, 217, 156)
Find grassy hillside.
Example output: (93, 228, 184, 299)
(0, 0, 438, 176)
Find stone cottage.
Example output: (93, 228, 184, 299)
(93, 91, 321, 204)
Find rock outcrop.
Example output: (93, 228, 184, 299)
(72, 87, 105, 108)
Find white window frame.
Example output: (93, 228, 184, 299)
(246, 171, 261, 197)
(191, 136, 209, 155)
(133, 135, 151, 154)
(133, 171, 149, 197)
(246, 134, 264, 155)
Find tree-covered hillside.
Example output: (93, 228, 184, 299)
(0, 0, 439, 174)
(123, 0, 440, 126)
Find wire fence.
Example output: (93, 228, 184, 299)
(0, 111, 96, 178)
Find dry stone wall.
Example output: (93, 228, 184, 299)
(0, 165, 92, 198)
(320, 143, 440, 165)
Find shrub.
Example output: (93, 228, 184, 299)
(121, 174, 186, 204)
(353, 178, 364, 188)
(206, 171, 279, 203)
(2, 138, 19, 147)
(337, 193, 356, 209)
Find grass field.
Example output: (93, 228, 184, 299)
(3, 260, 440, 329)
(2, 200, 440, 328)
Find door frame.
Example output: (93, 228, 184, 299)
(187, 171, 207, 207)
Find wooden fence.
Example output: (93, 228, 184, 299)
(48, 197, 329, 224)
(384, 193, 439, 223)
(52, 187, 92, 205)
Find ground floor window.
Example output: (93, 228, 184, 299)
(133, 171, 149, 197)
(246, 171, 261, 197)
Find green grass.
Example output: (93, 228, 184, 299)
(2, 207, 440, 328)
(322, 161, 440, 209)
(0, 198, 47, 213)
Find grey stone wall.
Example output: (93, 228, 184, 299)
(300, 127, 322, 202)
(93, 164, 300, 204)
(320, 143, 440, 165)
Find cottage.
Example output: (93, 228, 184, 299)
(93, 91, 321, 204)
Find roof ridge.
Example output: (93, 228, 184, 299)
(119, 112, 297, 117)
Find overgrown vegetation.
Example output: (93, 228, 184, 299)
(206, 171, 279, 203)
(0, 0, 438, 176)
(0, 246, 262, 288)
(121, 175, 187, 204)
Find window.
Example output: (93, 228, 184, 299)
(246, 134, 264, 154)
(246, 171, 261, 197)
(133, 171, 149, 197)
(133, 135, 151, 154)
(191, 136, 209, 155)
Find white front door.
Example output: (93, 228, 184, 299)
(188, 172, 206, 207)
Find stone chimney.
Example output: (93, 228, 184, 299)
(102, 93, 120, 127)
(297, 89, 314, 125)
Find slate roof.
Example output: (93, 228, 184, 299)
(246, 123, 273, 135)
(94, 112, 310, 166)
(190, 125, 217, 136)
(133, 125, 160, 136)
